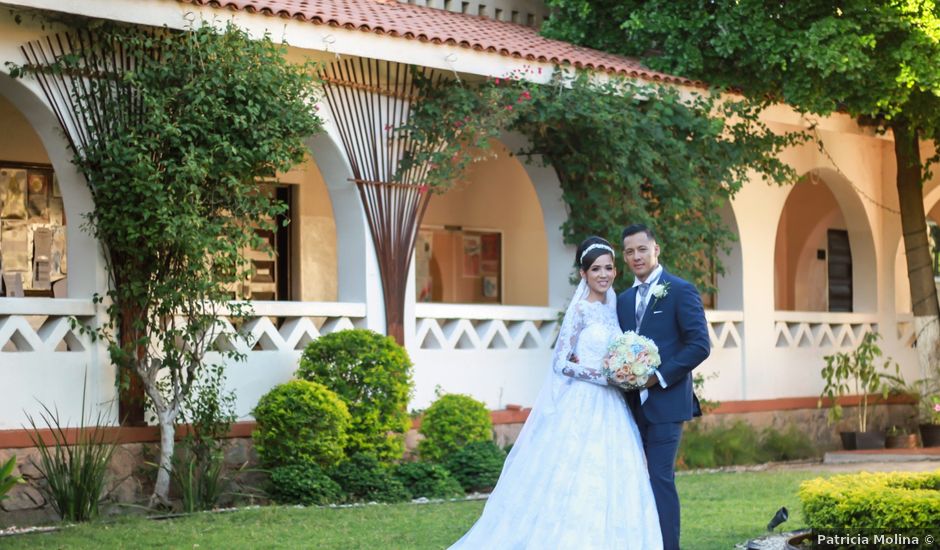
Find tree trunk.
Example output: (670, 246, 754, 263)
(892, 122, 940, 377)
(118, 302, 147, 426)
(144, 374, 175, 508)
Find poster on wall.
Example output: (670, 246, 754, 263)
(482, 275, 499, 299)
(416, 229, 434, 302)
(481, 233, 500, 274)
(1, 169, 28, 219)
(28, 172, 49, 220)
(52, 225, 67, 277)
(462, 234, 481, 277)
(32, 227, 53, 290)
(1, 220, 30, 273)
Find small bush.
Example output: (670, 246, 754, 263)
(329, 454, 411, 503)
(392, 462, 464, 499)
(298, 330, 414, 463)
(677, 421, 818, 470)
(252, 380, 350, 468)
(800, 471, 940, 531)
(268, 464, 344, 506)
(443, 441, 506, 493)
(418, 394, 493, 462)
(173, 366, 237, 512)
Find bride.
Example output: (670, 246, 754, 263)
(448, 236, 662, 549)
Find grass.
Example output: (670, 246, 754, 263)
(2, 469, 830, 549)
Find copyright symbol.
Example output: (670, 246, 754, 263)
(927, 534, 935, 545)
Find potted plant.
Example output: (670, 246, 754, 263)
(918, 395, 940, 447)
(893, 373, 940, 448)
(885, 425, 918, 449)
(818, 332, 902, 450)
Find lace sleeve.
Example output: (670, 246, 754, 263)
(552, 302, 608, 386)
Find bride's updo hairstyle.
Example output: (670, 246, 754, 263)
(576, 236, 615, 272)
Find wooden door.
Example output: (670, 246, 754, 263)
(827, 229, 853, 312)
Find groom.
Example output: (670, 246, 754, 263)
(617, 224, 710, 550)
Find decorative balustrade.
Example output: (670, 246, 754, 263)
(0, 298, 97, 353)
(773, 311, 879, 349)
(210, 301, 368, 354)
(414, 303, 559, 351)
(705, 310, 743, 349)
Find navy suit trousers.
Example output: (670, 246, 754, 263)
(633, 399, 683, 550)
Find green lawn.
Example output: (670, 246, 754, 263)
(3, 469, 826, 549)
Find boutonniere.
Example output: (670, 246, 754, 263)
(650, 281, 670, 299)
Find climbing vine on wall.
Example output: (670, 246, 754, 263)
(399, 68, 802, 290)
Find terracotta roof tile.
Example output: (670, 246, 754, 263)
(177, 0, 703, 87)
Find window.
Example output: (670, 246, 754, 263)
(0, 162, 66, 297)
(416, 226, 502, 304)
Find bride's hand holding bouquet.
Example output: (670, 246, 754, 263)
(603, 331, 661, 392)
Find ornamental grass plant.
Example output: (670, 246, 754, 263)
(25, 391, 118, 522)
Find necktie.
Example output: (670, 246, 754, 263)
(636, 282, 650, 326)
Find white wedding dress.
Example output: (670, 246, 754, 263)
(448, 282, 662, 550)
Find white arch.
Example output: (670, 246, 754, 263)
(304, 129, 385, 332)
(716, 200, 744, 310)
(0, 73, 107, 298)
(774, 168, 878, 312)
(498, 131, 572, 310)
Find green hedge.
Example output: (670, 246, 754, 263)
(329, 454, 411, 503)
(443, 441, 506, 493)
(800, 471, 940, 531)
(252, 380, 350, 468)
(392, 462, 464, 500)
(267, 463, 344, 506)
(678, 420, 818, 469)
(418, 394, 493, 462)
(298, 330, 414, 463)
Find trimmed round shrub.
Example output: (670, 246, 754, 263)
(392, 462, 464, 499)
(297, 329, 413, 463)
(418, 394, 493, 462)
(443, 441, 506, 493)
(268, 463, 344, 506)
(252, 380, 351, 468)
(329, 454, 411, 503)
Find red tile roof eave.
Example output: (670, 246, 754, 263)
(177, 0, 708, 89)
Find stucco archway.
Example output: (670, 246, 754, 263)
(0, 73, 106, 298)
(774, 168, 877, 313)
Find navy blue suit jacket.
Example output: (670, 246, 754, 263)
(616, 269, 710, 423)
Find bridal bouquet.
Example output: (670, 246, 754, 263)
(603, 331, 661, 391)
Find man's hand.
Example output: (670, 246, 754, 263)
(644, 375, 658, 388)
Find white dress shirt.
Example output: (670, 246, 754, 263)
(632, 265, 668, 404)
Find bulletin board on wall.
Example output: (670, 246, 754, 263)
(416, 226, 501, 304)
(0, 162, 67, 297)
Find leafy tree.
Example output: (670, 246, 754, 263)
(14, 20, 322, 505)
(543, 0, 940, 368)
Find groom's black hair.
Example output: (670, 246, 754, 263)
(621, 224, 656, 243)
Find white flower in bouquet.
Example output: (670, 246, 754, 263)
(603, 331, 661, 391)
